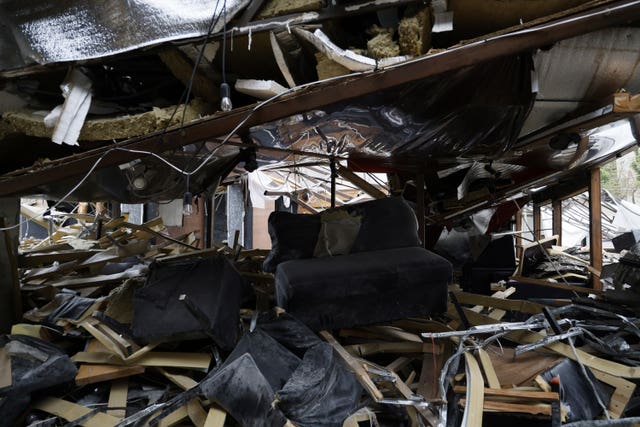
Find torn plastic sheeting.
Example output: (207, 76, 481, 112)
(541, 359, 611, 422)
(0, 0, 250, 72)
(276, 342, 362, 427)
(0, 335, 77, 425)
(250, 54, 534, 161)
(222, 329, 301, 391)
(132, 256, 250, 349)
(199, 353, 289, 427)
(45, 294, 97, 323)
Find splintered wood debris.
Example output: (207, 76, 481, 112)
(5, 205, 640, 427)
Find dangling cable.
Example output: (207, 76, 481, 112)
(219, 0, 232, 112)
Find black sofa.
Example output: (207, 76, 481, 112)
(263, 197, 452, 330)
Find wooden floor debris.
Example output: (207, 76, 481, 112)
(5, 209, 640, 426)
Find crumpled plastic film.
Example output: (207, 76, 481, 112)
(250, 54, 535, 161)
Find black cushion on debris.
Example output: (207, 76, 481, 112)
(132, 256, 249, 349)
(46, 295, 96, 323)
(541, 359, 612, 422)
(256, 311, 323, 358)
(223, 329, 301, 391)
(276, 342, 362, 427)
(347, 197, 421, 253)
(200, 353, 288, 427)
(263, 212, 321, 273)
(613, 230, 640, 252)
(0, 335, 78, 425)
(275, 247, 451, 330)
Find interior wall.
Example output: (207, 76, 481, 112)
(253, 199, 275, 250)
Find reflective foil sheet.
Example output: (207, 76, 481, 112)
(0, 0, 248, 72)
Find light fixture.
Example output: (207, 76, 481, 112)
(220, 82, 232, 112)
(183, 191, 193, 216)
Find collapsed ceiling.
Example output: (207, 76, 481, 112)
(0, 0, 639, 225)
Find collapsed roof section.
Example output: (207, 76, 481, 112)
(0, 0, 639, 220)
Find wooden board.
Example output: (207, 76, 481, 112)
(462, 353, 484, 427)
(187, 399, 207, 427)
(591, 368, 636, 419)
(107, 378, 128, 419)
(320, 330, 384, 401)
(72, 351, 211, 370)
(477, 349, 501, 389)
(34, 397, 120, 427)
(76, 363, 144, 387)
(0, 348, 12, 388)
(157, 368, 199, 390)
(204, 407, 227, 427)
(454, 386, 559, 402)
(459, 399, 553, 417)
(75, 340, 144, 386)
(345, 341, 441, 357)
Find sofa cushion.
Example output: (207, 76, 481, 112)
(313, 209, 362, 257)
(263, 212, 321, 273)
(275, 247, 451, 330)
(348, 197, 421, 253)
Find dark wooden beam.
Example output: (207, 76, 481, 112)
(2, 1, 640, 197)
(336, 165, 386, 199)
(589, 167, 603, 290)
(552, 199, 562, 246)
(416, 174, 425, 247)
(533, 204, 542, 241)
(236, 0, 266, 26)
(515, 208, 523, 260)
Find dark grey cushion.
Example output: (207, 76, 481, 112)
(275, 247, 451, 330)
(263, 212, 321, 273)
(348, 197, 421, 253)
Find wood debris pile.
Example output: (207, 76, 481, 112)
(4, 212, 640, 426)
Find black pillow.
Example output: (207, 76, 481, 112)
(349, 197, 421, 253)
(263, 212, 321, 272)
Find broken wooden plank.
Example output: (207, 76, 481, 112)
(0, 348, 12, 388)
(34, 397, 120, 427)
(336, 165, 386, 199)
(80, 321, 127, 360)
(75, 364, 144, 386)
(591, 368, 636, 419)
(453, 386, 559, 402)
(463, 352, 484, 427)
(320, 330, 384, 401)
(459, 399, 553, 417)
(477, 349, 501, 389)
(187, 399, 208, 427)
(72, 351, 211, 370)
(107, 378, 128, 419)
(157, 367, 199, 390)
(345, 341, 441, 357)
(75, 341, 145, 387)
(454, 291, 546, 315)
(204, 407, 227, 427)
(509, 275, 602, 295)
(156, 404, 189, 427)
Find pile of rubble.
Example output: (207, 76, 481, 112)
(4, 212, 640, 426)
